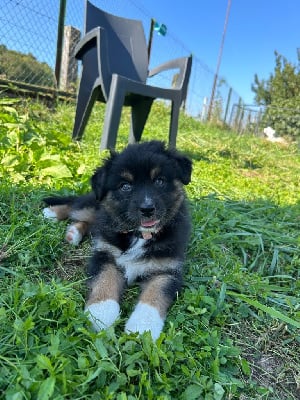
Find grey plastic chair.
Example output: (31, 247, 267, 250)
(72, 0, 192, 149)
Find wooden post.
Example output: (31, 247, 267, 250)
(234, 97, 242, 130)
(60, 25, 81, 91)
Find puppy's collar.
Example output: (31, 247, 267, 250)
(134, 231, 149, 239)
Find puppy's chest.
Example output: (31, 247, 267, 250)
(94, 236, 154, 284)
(118, 238, 149, 283)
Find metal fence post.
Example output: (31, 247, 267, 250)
(238, 100, 244, 134)
(55, 0, 67, 88)
(207, 0, 232, 120)
(223, 87, 232, 124)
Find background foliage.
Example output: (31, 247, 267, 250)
(252, 51, 300, 139)
(0, 45, 55, 87)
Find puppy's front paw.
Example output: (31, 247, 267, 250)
(43, 207, 58, 221)
(125, 302, 164, 341)
(85, 300, 120, 332)
(66, 225, 82, 246)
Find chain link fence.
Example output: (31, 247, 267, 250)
(0, 0, 243, 125)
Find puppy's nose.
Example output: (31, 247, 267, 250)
(140, 199, 155, 217)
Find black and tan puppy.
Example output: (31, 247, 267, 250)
(43, 141, 192, 340)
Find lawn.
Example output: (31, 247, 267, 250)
(0, 97, 299, 399)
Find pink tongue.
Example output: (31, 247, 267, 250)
(141, 220, 157, 227)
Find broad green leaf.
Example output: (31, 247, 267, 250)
(95, 337, 108, 358)
(4, 389, 24, 400)
(36, 354, 54, 373)
(81, 366, 102, 385)
(240, 358, 251, 376)
(40, 164, 72, 179)
(1, 154, 21, 169)
(182, 384, 203, 400)
(40, 154, 61, 162)
(37, 376, 56, 400)
(214, 383, 225, 400)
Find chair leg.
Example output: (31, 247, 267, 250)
(100, 75, 125, 150)
(168, 100, 181, 148)
(72, 77, 98, 141)
(129, 98, 154, 144)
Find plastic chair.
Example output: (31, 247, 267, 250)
(72, 0, 192, 149)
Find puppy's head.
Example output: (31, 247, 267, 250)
(91, 141, 192, 236)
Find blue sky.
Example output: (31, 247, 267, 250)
(136, 0, 300, 104)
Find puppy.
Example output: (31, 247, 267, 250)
(43, 141, 192, 340)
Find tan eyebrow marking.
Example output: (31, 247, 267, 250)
(150, 167, 161, 180)
(120, 170, 134, 182)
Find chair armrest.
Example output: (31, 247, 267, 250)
(74, 27, 102, 60)
(148, 55, 192, 89)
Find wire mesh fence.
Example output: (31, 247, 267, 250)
(0, 0, 244, 126)
(230, 103, 300, 139)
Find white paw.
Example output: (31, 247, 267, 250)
(85, 300, 120, 332)
(43, 207, 58, 221)
(65, 225, 82, 245)
(125, 302, 164, 341)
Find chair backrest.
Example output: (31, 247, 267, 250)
(85, 1, 148, 83)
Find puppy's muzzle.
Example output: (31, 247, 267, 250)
(139, 199, 156, 218)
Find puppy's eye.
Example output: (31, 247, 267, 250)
(154, 176, 166, 187)
(119, 182, 132, 192)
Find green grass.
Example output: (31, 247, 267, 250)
(0, 97, 299, 399)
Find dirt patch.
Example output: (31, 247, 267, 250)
(227, 321, 300, 399)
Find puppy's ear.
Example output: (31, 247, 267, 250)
(91, 166, 107, 200)
(169, 150, 192, 185)
(91, 151, 117, 200)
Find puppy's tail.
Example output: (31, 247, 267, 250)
(43, 196, 77, 206)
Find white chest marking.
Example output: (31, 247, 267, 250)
(94, 237, 148, 284)
(118, 238, 148, 284)
(93, 236, 179, 285)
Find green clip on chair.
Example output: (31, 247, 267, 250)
(72, 0, 192, 149)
